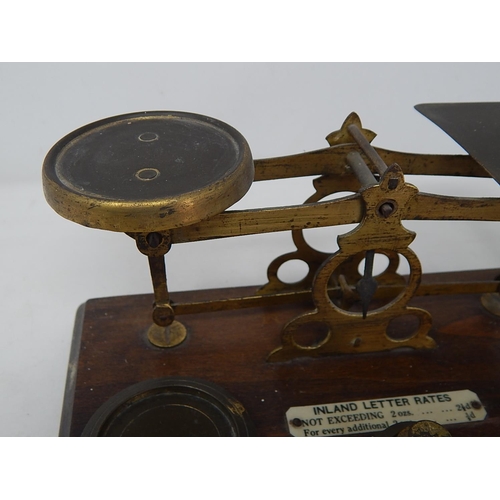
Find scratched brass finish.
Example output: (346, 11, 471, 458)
(43, 106, 500, 361)
(42, 111, 254, 232)
(128, 230, 190, 347)
(169, 108, 500, 244)
(168, 280, 500, 316)
(397, 421, 451, 437)
(268, 120, 435, 361)
(481, 292, 500, 317)
(147, 321, 187, 348)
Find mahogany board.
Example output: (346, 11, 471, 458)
(61, 269, 500, 437)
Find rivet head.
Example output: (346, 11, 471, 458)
(388, 178, 399, 190)
(378, 202, 395, 218)
(146, 232, 162, 248)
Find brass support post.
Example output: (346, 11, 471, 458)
(129, 231, 187, 348)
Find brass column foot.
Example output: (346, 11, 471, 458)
(481, 292, 500, 317)
(147, 321, 187, 348)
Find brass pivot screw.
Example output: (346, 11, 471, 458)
(388, 177, 399, 190)
(152, 302, 175, 327)
(146, 231, 163, 248)
(378, 201, 396, 218)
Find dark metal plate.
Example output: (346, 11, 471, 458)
(81, 377, 255, 437)
(415, 102, 500, 184)
(52, 112, 245, 201)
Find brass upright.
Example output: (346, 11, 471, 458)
(43, 111, 254, 347)
(43, 106, 500, 358)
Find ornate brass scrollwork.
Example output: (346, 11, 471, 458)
(268, 119, 435, 361)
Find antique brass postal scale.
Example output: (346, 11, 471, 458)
(43, 103, 500, 437)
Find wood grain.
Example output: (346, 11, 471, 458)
(61, 269, 500, 437)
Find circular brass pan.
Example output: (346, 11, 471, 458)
(43, 111, 254, 232)
(82, 377, 255, 437)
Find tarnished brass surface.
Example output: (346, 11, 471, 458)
(169, 280, 500, 316)
(147, 321, 187, 348)
(268, 122, 436, 361)
(397, 420, 451, 437)
(128, 231, 188, 345)
(170, 193, 500, 243)
(42, 111, 254, 232)
(170, 107, 500, 244)
(253, 146, 486, 181)
(43, 107, 500, 360)
(481, 292, 500, 317)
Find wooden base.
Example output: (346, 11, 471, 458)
(61, 269, 500, 436)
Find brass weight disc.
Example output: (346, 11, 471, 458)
(42, 111, 254, 232)
(81, 377, 255, 437)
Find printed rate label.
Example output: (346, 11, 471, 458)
(286, 389, 486, 437)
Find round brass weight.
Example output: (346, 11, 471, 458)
(147, 321, 188, 348)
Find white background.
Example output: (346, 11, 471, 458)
(1, 62, 500, 437)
